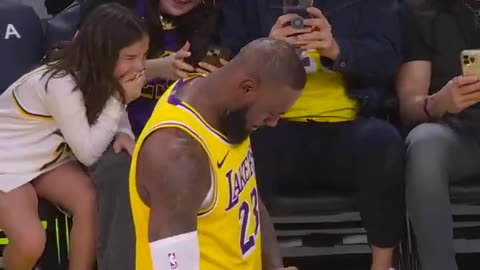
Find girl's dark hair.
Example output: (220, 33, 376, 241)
(144, 0, 219, 62)
(43, 3, 147, 125)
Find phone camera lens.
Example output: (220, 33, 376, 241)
(470, 57, 476, 63)
(291, 15, 304, 29)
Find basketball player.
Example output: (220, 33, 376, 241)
(129, 38, 306, 270)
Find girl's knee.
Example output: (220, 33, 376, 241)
(10, 223, 46, 261)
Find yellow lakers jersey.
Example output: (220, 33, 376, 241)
(129, 78, 262, 270)
(283, 49, 359, 122)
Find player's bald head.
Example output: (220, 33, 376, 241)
(232, 38, 307, 91)
(207, 39, 306, 144)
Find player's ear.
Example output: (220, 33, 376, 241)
(238, 79, 258, 105)
(239, 79, 259, 96)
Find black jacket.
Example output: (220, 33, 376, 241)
(218, 0, 402, 115)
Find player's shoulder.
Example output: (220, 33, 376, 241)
(140, 127, 207, 166)
(136, 126, 211, 197)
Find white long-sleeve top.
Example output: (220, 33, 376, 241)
(0, 65, 132, 192)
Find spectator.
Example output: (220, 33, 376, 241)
(0, 3, 145, 270)
(83, 0, 219, 136)
(219, 1, 404, 269)
(0, 0, 44, 93)
(81, 0, 220, 269)
(397, 0, 480, 269)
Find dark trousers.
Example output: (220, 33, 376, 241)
(251, 117, 405, 247)
(89, 147, 135, 270)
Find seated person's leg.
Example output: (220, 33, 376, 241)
(347, 117, 405, 270)
(33, 162, 96, 270)
(251, 121, 314, 205)
(0, 184, 46, 270)
(89, 146, 135, 270)
(405, 123, 480, 270)
(254, 117, 405, 270)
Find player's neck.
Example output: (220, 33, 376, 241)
(179, 76, 225, 132)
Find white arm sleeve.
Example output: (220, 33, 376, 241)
(45, 76, 124, 166)
(117, 111, 135, 140)
(150, 231, 200, 270)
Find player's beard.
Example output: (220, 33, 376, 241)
(220, 105, 250, 145)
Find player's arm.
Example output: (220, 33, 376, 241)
(136, 128, 211, 270)
(259, 200, 284, 270)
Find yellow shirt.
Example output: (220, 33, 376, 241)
(283, 50, 359, 122)
(129, 79, 262, 270)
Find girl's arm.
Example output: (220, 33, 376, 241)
(45, 76, 125, 166)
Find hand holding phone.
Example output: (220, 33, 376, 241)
(269, 14, 312, 45)
(170, 42, 195, 78)
(195, 46, 232, 75)
(201, 46, 232, 68)
(294, 7, 340, 60)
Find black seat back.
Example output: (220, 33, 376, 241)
(44, 0, 81, 51)
(0, 0, 44, 94)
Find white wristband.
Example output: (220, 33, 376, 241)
(150, 231, 200, 270)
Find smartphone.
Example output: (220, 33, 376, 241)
(461, 50, 480, 77)
(283, 0, 313, 29)
(283, 0, 311, 17)
(200, 46, 232, 68)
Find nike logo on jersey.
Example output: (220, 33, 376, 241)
(217, 150, 230, 168)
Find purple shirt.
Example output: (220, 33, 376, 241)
(127, 0, 179, 137)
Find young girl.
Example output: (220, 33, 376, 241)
(0, 3, 148, 269)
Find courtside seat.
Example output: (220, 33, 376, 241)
(0, 0, 44, 94)
(449, 181, 480, 269)
(450, 178, 480, 204)
(0, 200, 68, 270)
(407, 179, 480, 270)
(36, 200, 70, 270)
(43, 0, 80, 51)
(269, 191, 409, 270)
(269, 191, 356, 216)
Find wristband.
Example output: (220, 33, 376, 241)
(150, 231, 200, 270)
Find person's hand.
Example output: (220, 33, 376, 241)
(276, 267, 299, 270)
(195, 59, 229, 75)
(119, 70, 146, 104)
(269, 14, 312, 45)
(434, 75, 480, 114)
(168, 41, 195, 78)
(295, 7, 340, 60)
(113, 132, 135, 156)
